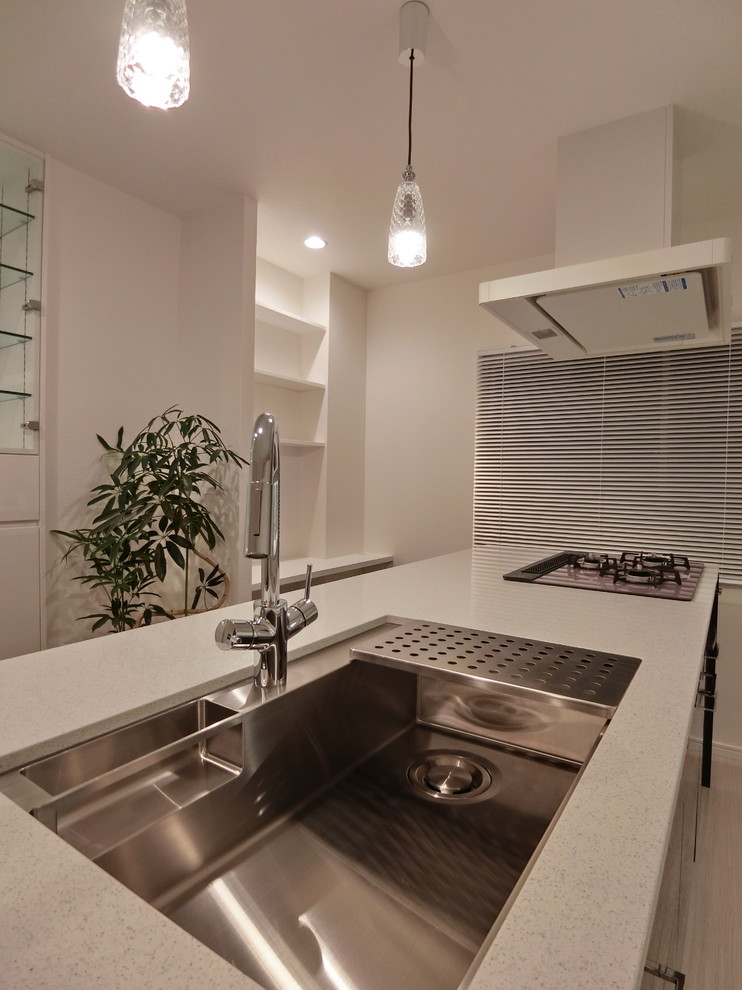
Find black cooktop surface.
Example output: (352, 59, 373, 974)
(504, 550, 703, 601)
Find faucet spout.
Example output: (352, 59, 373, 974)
(245, 412, 280, 606)
(214, 412, 318, 688)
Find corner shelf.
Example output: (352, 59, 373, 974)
(254, 369, 325, 392)
(0, 202, 34, 239)
(255, 303, 326, 336)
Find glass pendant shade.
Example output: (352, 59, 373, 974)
(117, 0, 190, 110)
(388, 166, 427, 267)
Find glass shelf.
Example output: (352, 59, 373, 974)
(0, 329, 31, 350)
(0, 202, 34, 239)
(0, 388, 32, 400)
(0, 262, 33, 292)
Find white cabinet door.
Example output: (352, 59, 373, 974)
(0, 525, 41, 659)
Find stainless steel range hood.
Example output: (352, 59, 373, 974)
(479, 107, 733, 360)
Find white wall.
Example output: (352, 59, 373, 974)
(674, 109, 742, 323)
(325, 273, 367, 557)
(44, 161, 257, 646)
(43, 159, 182, 646)
(178, 198, 257, 603)
(363, 255, 551, 565)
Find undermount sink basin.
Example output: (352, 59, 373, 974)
(0, 620, 632, 990)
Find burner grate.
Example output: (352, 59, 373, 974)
(350, 620, 641, 717)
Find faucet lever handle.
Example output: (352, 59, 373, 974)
(286, 564, 318, 637)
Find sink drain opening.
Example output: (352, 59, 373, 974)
(407, 751, 501, 804)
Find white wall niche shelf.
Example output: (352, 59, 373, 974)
(255, 303, 326, 336)
(280, 438, 325, 451)
(254, 369, 325, 393)
(254, 261, 368, 565)
(253, 299, 328, 454)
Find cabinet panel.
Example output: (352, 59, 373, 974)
(643, 746, 697, 986)
(0, 450, 39, 522)
(0, 140, 43, 453)
(0, 525, 41, 659)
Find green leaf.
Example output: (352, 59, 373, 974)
(166, 541, 185, 569)
(154, 544, 167, 582)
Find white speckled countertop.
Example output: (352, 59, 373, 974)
(0, 546, 717, 990)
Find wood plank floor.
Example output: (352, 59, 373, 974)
(681, 753, 742, 989)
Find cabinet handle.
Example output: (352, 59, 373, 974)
(695, 687, 717, 711)
(644, 960, 686, 988)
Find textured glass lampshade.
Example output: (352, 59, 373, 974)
(388, 166, 427, 268)
(117, 0, 190, 110)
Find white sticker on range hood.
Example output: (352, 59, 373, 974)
(536, 269, 709, 357)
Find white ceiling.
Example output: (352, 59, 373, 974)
(2, 0, 742, 290)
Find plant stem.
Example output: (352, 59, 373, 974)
(184, 548, 189, 616)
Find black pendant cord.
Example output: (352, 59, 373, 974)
(407, 49, 415, 168)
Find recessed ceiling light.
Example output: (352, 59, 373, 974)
(304, 235, 326, 250)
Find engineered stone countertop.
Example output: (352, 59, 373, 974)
(0, 546, 717, 990)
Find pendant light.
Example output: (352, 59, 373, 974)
(116, 0, 190, 110)
(388, 1, 429, 268)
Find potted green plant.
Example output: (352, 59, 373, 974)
(54, 406, 247, 634)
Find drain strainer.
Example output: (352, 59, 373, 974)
(407, 751, 501, 804)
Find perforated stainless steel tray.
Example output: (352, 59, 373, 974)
(350, 620, 641, 717)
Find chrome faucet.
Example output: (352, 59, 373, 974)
(214, 412, 318, 687)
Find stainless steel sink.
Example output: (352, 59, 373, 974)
(0, 620, 636, 990)
(7, 697, 243, 859)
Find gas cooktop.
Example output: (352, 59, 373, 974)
(504, 550, 704, 601)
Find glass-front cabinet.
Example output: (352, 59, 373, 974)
(0, 139, 43, 453)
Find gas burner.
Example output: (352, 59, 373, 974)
(622, 567, 655, 585)
(620, 551, 690, 571)
(568, 552, 611, 570)
(613, 563, 683, 586)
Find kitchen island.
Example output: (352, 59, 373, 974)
(0, 546, 717, 990)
